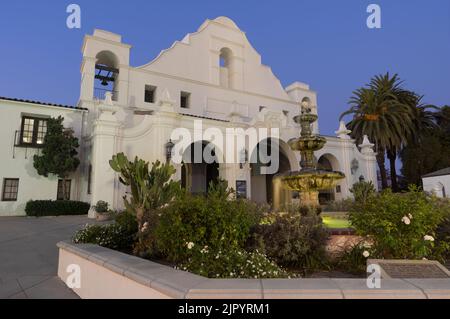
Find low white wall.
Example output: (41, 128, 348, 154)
(58, 249, 170, 299)
(57, 241, 450, 299)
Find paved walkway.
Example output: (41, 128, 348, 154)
(0, 215, 99, 299)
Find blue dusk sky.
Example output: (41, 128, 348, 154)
(0, 0, 449, 135)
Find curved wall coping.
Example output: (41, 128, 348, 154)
(57, 241, 450, 299)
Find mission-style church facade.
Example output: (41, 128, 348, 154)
(0, 17, 377, 217)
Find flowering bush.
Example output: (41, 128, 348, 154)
(349, 186, 450, 261)
(336, 242, 371, 275)
(246, 208, 329, 275)
(72, 211, 138, 251)
(177, 246, 288, 279)
(156, 181, 263, 262)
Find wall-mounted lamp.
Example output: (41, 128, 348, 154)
(239, 149, 248, 169)
(165, 139, 175, 162)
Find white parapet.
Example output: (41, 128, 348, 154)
(57, 241, 450, 299)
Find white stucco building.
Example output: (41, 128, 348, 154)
(422, 168, 450, 198)
(0, 17, 377, 217)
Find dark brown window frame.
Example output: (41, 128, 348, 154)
(20, 116, 48, 147)
(57, 179, 72, 200)
(2, 178, 19, 202)
(180, 91, 191, 109)
(144, 85, 156, 103)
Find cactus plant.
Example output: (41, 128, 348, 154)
(109, 153, 180, 255)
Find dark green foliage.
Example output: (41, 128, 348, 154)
(109, 153, 181, 256)
(178, 247, 288, 279)
(25, 200, 90, 216)
(336, 242, 369, 275)
(156, 181, 262, 263)
(400, 106, 450, 186)
(33, 116, 80, 199)
(72, 211, 138, 251)
(435, 198, 450, 258)
(246, 209, 329, 275)
(350, 181, 376, 204)
(109, 153, 180, 220)
(349, 187, 450, 261)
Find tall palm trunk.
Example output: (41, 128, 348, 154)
(376, 146, 388, 189)
(387, 148, 399, 192)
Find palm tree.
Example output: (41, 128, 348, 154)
(368, 74, 418, 191)
(340, 73, 416, 190)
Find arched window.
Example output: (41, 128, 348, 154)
(94, 51, 119, 101)
(219, 48, 233, 88)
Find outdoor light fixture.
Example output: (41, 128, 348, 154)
(351, 158, 359, 175)
(239, 148, 248, 168)
(359, 175, 365, 182)
(165, 139, 175, 162)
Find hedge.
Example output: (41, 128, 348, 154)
(25, 200, 91, 217)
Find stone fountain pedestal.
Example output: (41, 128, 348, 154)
(280, 101, 345, 207)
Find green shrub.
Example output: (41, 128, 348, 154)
(72, 211, 138, 251)
(336, 242, 370, 275)
(246, 208, 329, 275)
(109, 153, 180, 256)
(156, 181, 263, 263)
(435, 198, 450, 258)
(349, 186, 450, 261)
(178, 246, 288, 279)
(25, 200, 90, 217)
(350, 181, 376, 204)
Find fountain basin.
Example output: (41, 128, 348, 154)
(288, 136, 327, 152)
(280, 169, 345, 192)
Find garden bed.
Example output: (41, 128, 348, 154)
(57, 241, 450, 299)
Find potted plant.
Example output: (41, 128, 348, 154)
(93, 200, 112, 221)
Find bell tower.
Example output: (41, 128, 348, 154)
(79, 29, 131, 109)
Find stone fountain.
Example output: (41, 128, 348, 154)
(280, 101, 345, 207)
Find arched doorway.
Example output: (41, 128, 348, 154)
(181, 141, 220, 195)
(317, 153, 342, 204)
(250, 138, 292, 209)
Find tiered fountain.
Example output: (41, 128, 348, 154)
(281, 101, 345, 207)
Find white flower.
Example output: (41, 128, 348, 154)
(363, 251, 370, 258)
(422, 257, 428, 260)
(186, 242, 195, 250)
(424, 235, 435, 242)
(408, 213, 413, 219)
(401, 216, 411, 225)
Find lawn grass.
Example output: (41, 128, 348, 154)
(322, 216, 351, 229)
